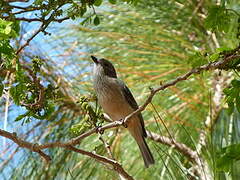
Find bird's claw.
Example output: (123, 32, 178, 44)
(96, 126, 104, 134)
(120, 119, 128, 128)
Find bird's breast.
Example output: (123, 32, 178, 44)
(94, 79, 134, 121)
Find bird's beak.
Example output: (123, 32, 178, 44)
(91, 56, 99, 64)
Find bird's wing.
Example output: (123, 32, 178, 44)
(119, 80, 147, 137)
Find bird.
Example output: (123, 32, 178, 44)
(91, 55, 154, 168)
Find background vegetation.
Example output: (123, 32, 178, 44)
(0, 0, 240, 179)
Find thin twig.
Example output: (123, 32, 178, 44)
(146, 131, 198, 164)
(122, 53, 240, 127)
(16, 23, 45, 55)
(1, 16, 70, 23)
(66, 146, 134, 180)
(99, 136, 115, 160)
(16, 5, 68, 55)
(0, 130, 51, 163)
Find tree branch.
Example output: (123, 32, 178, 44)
(66, 146, 134, 180)
(2, 16, 70, 23)
(146, 131, 198, 164)
(15, 5, 68, 55)
(0, 129, 51, 163)
(0, 129, 134, 179)
(122, 52, 240, 126)
(0, 49, 239, 178)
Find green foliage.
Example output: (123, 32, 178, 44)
(94, 0, 103, 6)
(70, 96, 103, 136)
(204, 3, 240, 47)
(188, 46, 240, 70)
(224, 79, 240, 114)
(0, 19, 19, 39)
(109, 0, 117, 4)
(0, 19, 19, 66)
(93, 16, 100, 26)
(205, 5, 232, 32)
(216, 143, 240, 172)
(7, 59, 59, 122)
(0, 81, 3, 97)
(209, 109, 240, 178)
(187, 51, 208, 68)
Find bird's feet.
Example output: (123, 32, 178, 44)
(96, 125, 104, 134)
(120, 119, 128, 128)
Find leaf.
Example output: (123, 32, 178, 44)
(94, 0, 102, 6)
(205, 5, 231, 32)
(216, 47, 232, 53)
(10, 86, 18, 105)
(223, 87, 232, 96)
(109, 0, 116, 4)
(231, 79, 240, 88)
(0, 19, 19, 39)
(0, 82, 3, 97)
(94, 16, 100, 26)
(217, 144, 240, 172)
(15, 111, 30, 121)
(227, 100, 234, 115)
(236, 96, 240, 113)
(187, 51, 208, 68)
(216, 155, 232, 172)
(80, 17, 91, 25)
(209, 53, 219, 61)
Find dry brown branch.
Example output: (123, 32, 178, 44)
(67, 146, 134, 180)
(146, 131, 198, 164)
(99, 136, 115, 159)
(0, 129, 51, 163)
(0, 129, 134, 179)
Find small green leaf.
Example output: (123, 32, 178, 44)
(94, 16, 100, 25)
(94, 0, 102, 6)
(205, 5, 231, 32)
(227, 101, 234, 115)
(209, 53, 219, 61)
(187, 51, 208, 68)
(217, 144, 240, 172)
(216, 156, 232, 172)
(236, 96, 240, 113)
(216, 47, 232, 53)
(10, 86, 18, 104)
(109, 0, 116, 4)
(15, 111, 31, 121)
(0, 82, 4, 97)
(223, 87, 232, 96)
(80, 17, 91, 25)
(231, 79, 240, 88)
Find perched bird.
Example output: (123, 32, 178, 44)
(91, 56, 154, 168)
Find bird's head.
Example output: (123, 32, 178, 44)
(91, 56, 117, 78)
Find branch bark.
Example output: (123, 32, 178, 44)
(0, 129, 134, 180)
(67, 146, 134, 180)
(0, 50, 240, 178)
(122, 52, 240, 127)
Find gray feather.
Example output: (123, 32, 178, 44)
(120, 80, 147, 137)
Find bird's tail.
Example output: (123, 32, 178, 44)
(136, 136, 155, 168)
